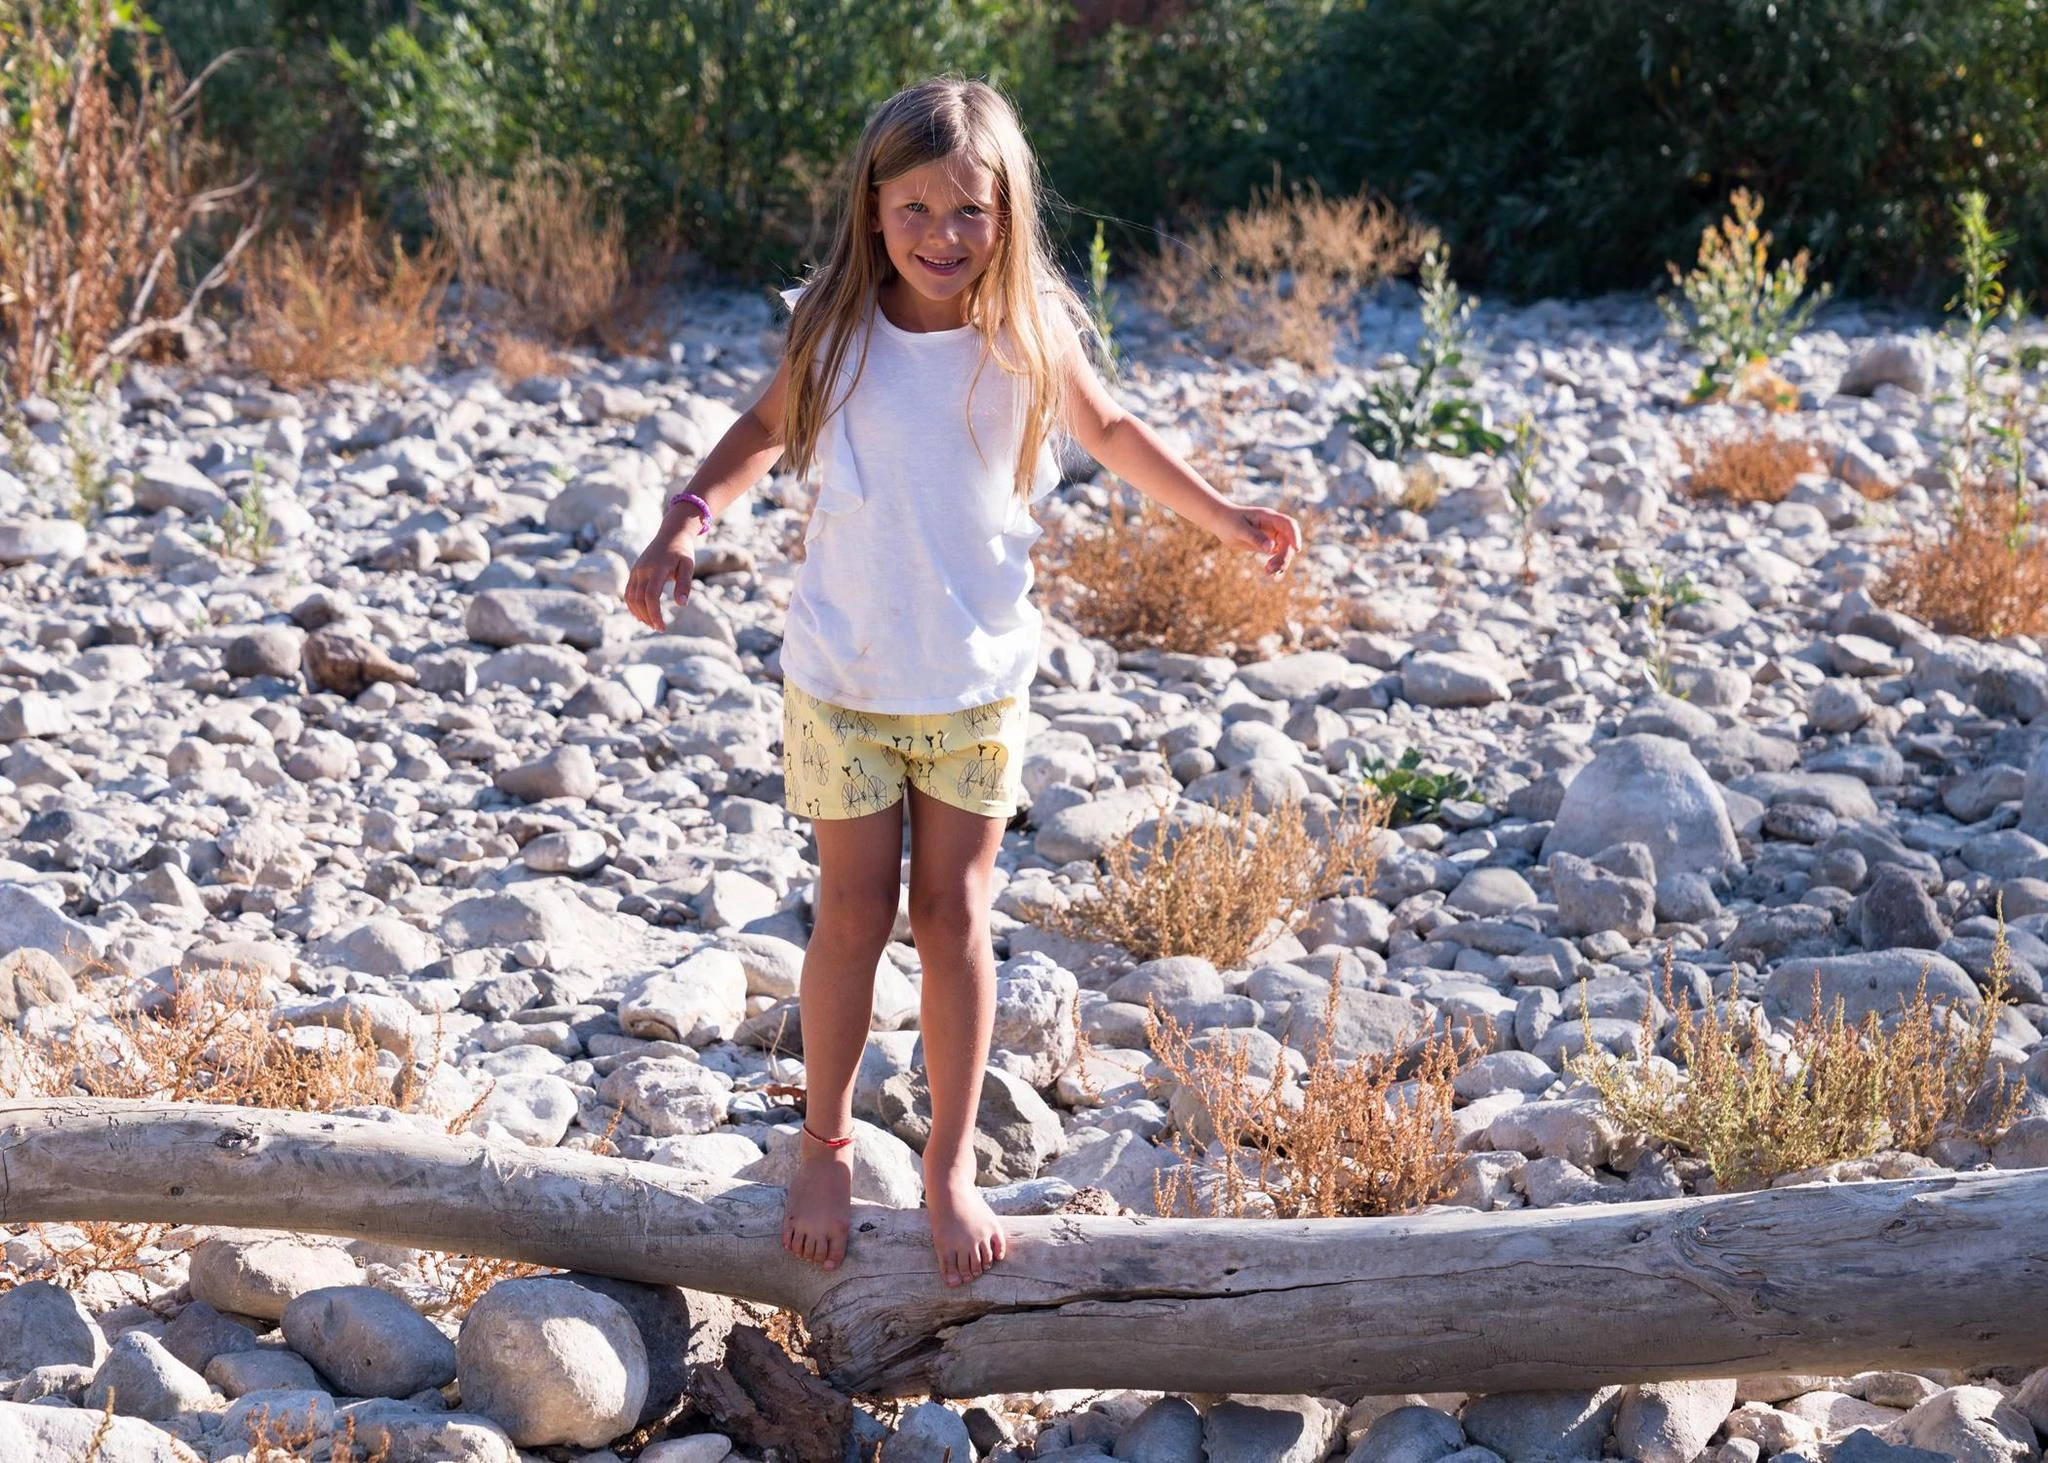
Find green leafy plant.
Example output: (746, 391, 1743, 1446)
(1086, 219, 1123, 382)
(198, 452, 276, 563)
(0, 336, 125, 523)
(1942, 190, 2030, 502)
(1342, 747, 1473, 827)
(1614, 564, 1705, 622)
(1345, 247, 1504, 459)
(1660, 189, 1829, 405)
(1504, 413, 1545, 582)
(1615, 565, 1706, 694)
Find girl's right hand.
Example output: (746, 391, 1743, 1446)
(625, 530, 699, 631)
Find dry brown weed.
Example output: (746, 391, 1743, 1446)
(1053, 784, 1390, 970)
(426, 150, 662, 353)
(1576, 938, 2024, 1191)
(2, 961, 424, 1113)
(1, 959, 440, 1297)
(1878, 482, 2048, 639)
(1140, 179, 1432, 371)
(234, 197, 453, 389)
(1679, 430, 1820, 504)
(1039, 396, 1338, 660)
(243, 1400, 391, 1462)
(490, 331, 572, 382)
(1150, 969, 1476, 1218)
(0, 1, 258, 397)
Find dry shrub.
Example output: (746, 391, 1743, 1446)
(1151, 970, 1476, 1219)
(1053, 784, 1390, 970)
(1140, 179, 1432, 370)
(0, 960, 439, 1297)
(15, 1219, 175, 1304)
(491, 331, 571, 383)
(1678, 430, 1820, 504)
(243, 1400, 391, 1463)
(1878, 483, 2048, 639)
(1040, 405, 1338, 659)
(416, 1252, 552, 1316)
(0, 1, 257, 397)
(235, 198, 453, 389)
(1577, 940, 2023, 1192)
(3, 961, 427, 1112)
(426, 150, 662, 354)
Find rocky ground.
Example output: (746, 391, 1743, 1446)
(2, 278, 2048, 1462)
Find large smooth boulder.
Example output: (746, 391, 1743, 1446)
(1763, 949, 1980, 1026)
(0, 1400, 192, 1461)
(1614, 1380, 1739, 1463)
(2022, 737, 2048, 840)
(281, 1286, 458, 1398)
(1460, 1388, 1623, 1462)
(0, 1280, 107, 1383)
(187, 1235, 364, 1321)
(81, 1333, 216, 1420)
(1542, 736, 1739, 878)
(456, 1277, 648, 1448)
(465, 588, 608, 650)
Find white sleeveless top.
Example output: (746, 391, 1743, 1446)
(774, 284, 1062, 715)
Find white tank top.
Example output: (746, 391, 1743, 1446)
(774, 284, 1061, 715)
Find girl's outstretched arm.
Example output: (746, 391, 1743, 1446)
(625, 353, 794, 631)
(1057, 337, 1301, 576)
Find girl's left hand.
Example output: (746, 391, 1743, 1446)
(1221, 505, 1302, 576)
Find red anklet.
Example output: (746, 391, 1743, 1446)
(803, 1123, 855, 1149)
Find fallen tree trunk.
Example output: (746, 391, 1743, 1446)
(5, 1098, 2046, 1397)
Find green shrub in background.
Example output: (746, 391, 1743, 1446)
(122, 0, 2048, 298)
(1270, 0, 2048, 301)
(139, 0, 1320, 276)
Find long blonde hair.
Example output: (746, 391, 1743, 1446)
(779, 76, 1088, 503)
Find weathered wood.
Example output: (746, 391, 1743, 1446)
(5, 1099, 2047, 1398)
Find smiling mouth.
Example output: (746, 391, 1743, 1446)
(915, 253, 966, 274)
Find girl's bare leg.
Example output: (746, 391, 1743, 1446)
(783, 797, 903, 1271)
(904, 784, 1010, 1287)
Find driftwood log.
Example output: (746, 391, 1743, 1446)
(5, 1098, 2047, 1398)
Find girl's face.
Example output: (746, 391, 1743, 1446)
(870, 153, 1002, 311)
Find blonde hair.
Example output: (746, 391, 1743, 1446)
(779, 75, 1088, 503)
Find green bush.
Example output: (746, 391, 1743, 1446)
(1268, 0, 2048, 301)
(132, 0, 2048, 298)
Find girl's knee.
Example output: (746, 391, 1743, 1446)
(814, 879, 901, 946)
(906, 883, 989, 935)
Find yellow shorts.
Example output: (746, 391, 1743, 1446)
(780, 678, 1030, 821)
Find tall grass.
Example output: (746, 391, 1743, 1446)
(1140, 179, 1431, 370)
(1879, 191, 2048, 638)
(233, 198, 453, 389)
(425, 150, 661, 354)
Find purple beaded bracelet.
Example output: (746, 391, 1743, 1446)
(666, 490, 713, 529)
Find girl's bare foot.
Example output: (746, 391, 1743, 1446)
(783, 1131, 855, 1270)
(925, 1155, 1007, 1287)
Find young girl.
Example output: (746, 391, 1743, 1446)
(624, 76, 1300, 1288)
